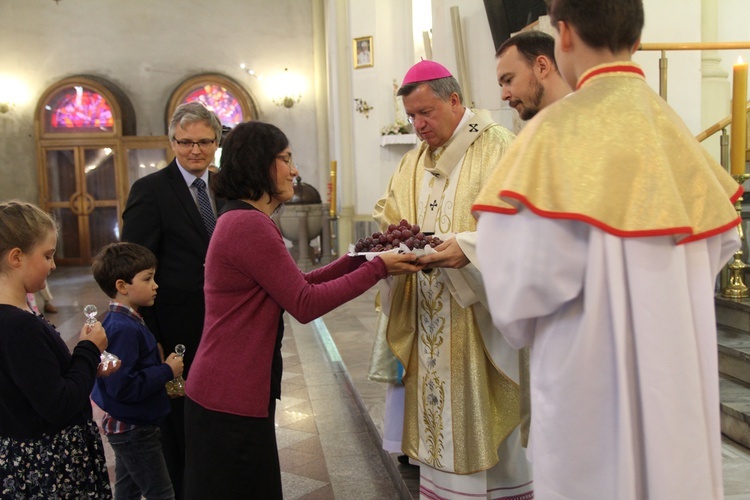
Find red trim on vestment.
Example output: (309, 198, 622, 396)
(679, 216, 741, 244)
(472, 203, 518, 216)
(477, 190, 740, 244)
(731, 184, 744, 203)
(577, 64, 645, 90)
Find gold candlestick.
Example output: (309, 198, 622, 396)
(329, 215, 339, 259)
(722, 173, 750, 299)
(329, 160, 337, 218)
(730, 57, 747, 176)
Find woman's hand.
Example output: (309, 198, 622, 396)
(97, 360, 121, 377)
(79, 321, 121, 376)
(79, 320, 108, 353)
(376, 252, 424, 275)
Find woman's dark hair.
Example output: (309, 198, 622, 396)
(212, 121, 289, 201)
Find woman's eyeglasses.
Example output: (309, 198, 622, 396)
(276, 154, 294, 167)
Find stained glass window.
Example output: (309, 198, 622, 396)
(183, 84, 243, 127)
(45, 86, 114, 132)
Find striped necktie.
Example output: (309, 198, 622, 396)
(192, 177, 216, 237)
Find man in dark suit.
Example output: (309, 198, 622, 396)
(121, 102, 224, 499)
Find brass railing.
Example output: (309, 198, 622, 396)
(638, 41, 750, 100)
(695, 101, 750, 167)
(638, 42, 750, 297)
(696, 102, 750, 142)
(637, 42, 749, 159)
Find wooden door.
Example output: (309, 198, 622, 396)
(42, 145, 121, 265)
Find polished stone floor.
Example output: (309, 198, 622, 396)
(45, 266, 750, 499)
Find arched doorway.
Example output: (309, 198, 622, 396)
(35, 76, 135, 265)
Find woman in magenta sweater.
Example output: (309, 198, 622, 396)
(184, 121, 421, 499)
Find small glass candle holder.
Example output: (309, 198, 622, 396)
(165, 344, 186, 398)
(84, 305, 120, 371)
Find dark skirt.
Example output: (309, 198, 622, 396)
(0, 420, 112, 499)
(184, 397, 281, 500)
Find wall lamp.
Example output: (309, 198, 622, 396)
(269, 68, 303, 109)
(0, 76, 30, 114)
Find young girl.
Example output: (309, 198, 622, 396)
(0, 200, 113, 498)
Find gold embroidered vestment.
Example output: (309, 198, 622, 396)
(377, 115, 520, 474)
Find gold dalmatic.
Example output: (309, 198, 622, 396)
(378, 113, 521, 474)
(473, 62, 741, 241)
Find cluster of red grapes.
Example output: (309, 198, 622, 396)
(353, 219, 444, 253)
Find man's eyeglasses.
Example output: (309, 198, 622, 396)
(276, 154, 294, 167)
(174, 138, 217, 150)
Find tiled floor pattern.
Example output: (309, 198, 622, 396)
(46, 267, 750, 499)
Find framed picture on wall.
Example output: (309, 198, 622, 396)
(353, 36, 374, 69)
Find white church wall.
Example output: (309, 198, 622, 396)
(348, 0, 414, 216)
(430, 0, 515, 130)
(633, 0, 703, 134)
(717, 0, 750, 99)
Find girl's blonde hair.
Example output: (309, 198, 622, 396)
(0, 201, 57, 257)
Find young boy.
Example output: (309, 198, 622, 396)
(473, 0, 740, 498)
(91, 242, 183, 500)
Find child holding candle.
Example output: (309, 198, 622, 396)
(91, 242, 184, 500)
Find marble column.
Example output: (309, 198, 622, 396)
(313, 0, 331, 193)
(331, 0, 355, 255)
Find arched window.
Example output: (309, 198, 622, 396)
(35, 76, 138, 265)
(167, 74, 256, 130)
(183, 83, 244, 127)
(45, 86, 115, 132)
(36, 75, 135, 138)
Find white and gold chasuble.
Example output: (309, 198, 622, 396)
(375, 110, 529, 483)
